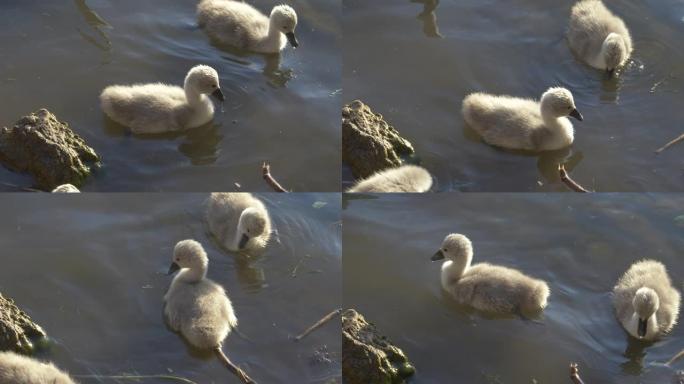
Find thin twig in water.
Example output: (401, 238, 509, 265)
(667, 349, 684, 366)
(75, 374, 198, 383)
(559, 164, 591, 193)
(294, 308, 342, 342)
(214, 348, 257, 384)
(570, 363, 586, 384)
(655, 132, 684, 154)
(262, 162, 288, 192)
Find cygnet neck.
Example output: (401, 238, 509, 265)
(540, 105, 563, 129)
(184, 79, 206, 108)
(267, 16, 283, 43)
(177, 264, 207, 283)
(444, 254, 472, 280)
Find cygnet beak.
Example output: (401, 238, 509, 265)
(167, 262, 181, 275)
(286, 32, 299, 48)
(637, 318, 647, 338)
(569, 108, 583, 122)
(431, 250, 445, 261)
(239, 234, 250, 249)
(607, 68, 615, 77)
(211, 88, 225, 102)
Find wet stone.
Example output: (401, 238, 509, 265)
(0, 109, 100, 190)
(342, 101, 415, 179)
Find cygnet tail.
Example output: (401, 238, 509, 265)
(524, 280, 550, 313)
(461, 93, 488, 133)
(214, 347, 258, 384)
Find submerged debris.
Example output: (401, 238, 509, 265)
(342, 101, 415, 179)
(0, 109, 99, 191)
(0, 292, 46, 354)
(342, 309, 415, 384)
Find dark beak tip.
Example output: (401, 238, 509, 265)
(167, 262, 181, 275)
(211, 88, 225, 102)
(286, 32, 299, 48)
(431, 251, 445, 261)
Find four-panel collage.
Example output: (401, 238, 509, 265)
(0, 0, 682, 383)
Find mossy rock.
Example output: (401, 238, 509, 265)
(0, 292, 46, 354)
(342, 309, 415, 384)
(0, 109, 100, 190)
(342, 101, 415, 180)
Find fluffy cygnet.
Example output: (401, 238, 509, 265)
(568, 0, 633, 75)
(206, 193, 271, 253)
(164, 240, 256, 383)
(0, 351, 75, 384)
(613, 259, 680, 341)
(100, 65, 225, 134)
(347, 165, 433, 193)
(197, 0, 299, 53)
(462, 87, 583, 151)
(431, 234, 550, 314)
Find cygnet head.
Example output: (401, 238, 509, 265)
(431, 233, 473, 263)
(168, 239, 209, 276)
(237, 207, 268, 250)
(540, 87, 583, 121)
(271, 5, 299, 48)
(185, 65, 225, 102)
(602, 33, 628, 75)
(633, 287, 660, 339)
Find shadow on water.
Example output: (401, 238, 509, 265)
(74, 0, 112, 53)
(411, 0, 442, 38)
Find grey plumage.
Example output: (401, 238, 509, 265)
(567, 0, 632, 72)
(100, 65, 223, 134)
(206, 193, 271, 253)
(432, 234, 550, 314)
(0, 351, 75, 384)
(164, 240, 238, 350)
(613, 259, 680, 341)
(197, 1, 298, 53)
(462, 87, 582, 151)
(347, 165, 433, 193)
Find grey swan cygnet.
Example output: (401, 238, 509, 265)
(613, 259, 680, 341)
(567, 0, 633, 75)
(347, 165, 433, 193)
(462, 87, 583, 151)
(206, 193, 271, 253)
(164, 240, 257, 384)
(431, 234, 550, 314)
(100, 65, 225, 134)
(0, 351, 75, 384)
(197, 0, 299, 53)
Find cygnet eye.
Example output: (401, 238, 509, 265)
(443, 248, 448, 252)
(212, 84, 217, 89)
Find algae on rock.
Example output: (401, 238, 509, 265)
(342, 309, 415, 384)
(342, 101, 415, 179)
(0, 293, 46, 354)
(0, 109, 99, 190)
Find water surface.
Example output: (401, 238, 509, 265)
(343, 0, 684, 192)
(343, 193, 684, 383)
(0, 0, 341, 191)
(0, 193, 341, 383)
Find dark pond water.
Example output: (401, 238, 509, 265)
(343, 0, 684, 192)
(0, 193, 341, 383)
(343, 193, 684, 383)
(0, 0, 341, 192)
